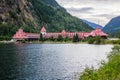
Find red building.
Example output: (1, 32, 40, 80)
(13, 27, 108, 41)
(13, 29, 40, 41)
(88, 28, 108, 38)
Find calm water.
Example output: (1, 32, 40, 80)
(0, 43, 113, 80)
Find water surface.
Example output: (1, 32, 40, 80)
(0, 44, 113, 80)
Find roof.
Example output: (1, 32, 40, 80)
(13, 28, 28, 39)
(13, 29, 40, 39)
(40, 27, 46, 32)
(61, 30, 67, 33)
(13, 27, 108, 40)
(89, 28, 108, 37)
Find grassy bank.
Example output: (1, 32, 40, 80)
(19, 38, 120, 44)
(2, 37, 120, 45)
(39, 36, 120, 44)
(13, 39, 120, 44)
(79, 45, 120, 80)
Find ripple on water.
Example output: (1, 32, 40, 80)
(0, 44, 113, 80)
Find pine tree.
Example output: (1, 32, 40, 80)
(73, 34, 79, 42)
(40, 33, 44, 41)
(57, 35, 63, 41)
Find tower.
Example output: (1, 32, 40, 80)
(40, 27, 46, 35)
(40, 27, 47, 38)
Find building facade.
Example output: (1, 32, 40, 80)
(13, 27, 108, 41)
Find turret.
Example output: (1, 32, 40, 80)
(40, 27, 46, 35)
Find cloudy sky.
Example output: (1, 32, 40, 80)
(56, 0, 120, 26)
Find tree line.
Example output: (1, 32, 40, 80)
(39, 33, 106, 44)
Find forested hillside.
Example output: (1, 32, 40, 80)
(103, 16, 120, 35)
(0, 0, 93, 39)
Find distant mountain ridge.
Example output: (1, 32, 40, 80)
(83, 20, 103, 29)
(103, 16, 120, 34)
(0, 0, 93, 36)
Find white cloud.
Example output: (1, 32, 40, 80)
(66, 7, 94, 13)
(56, 0, 120, 26)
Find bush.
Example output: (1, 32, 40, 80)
(57, 35, 63, 41)
(63, 36, 71, 42)
(87, 36, 105, 44)
(105, 40, 120, 44)
(88, 37, 94, 44)
(49, 36, 55, 41)
(39, 33, 46, 41)
(94, 36, 101, 44)
(80, 45, 120, 80)
(22, 39, 26, 43)
(73, 34, 79, 42)
(0, 36, 12, 41)
(0, 23, 18, 36)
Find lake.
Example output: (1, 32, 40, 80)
(0, 43, 113, 80)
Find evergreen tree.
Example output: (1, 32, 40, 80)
(73, 34, 79, 42)
(64, 36, 70, 42)
(57, 35, 63, 41)
(40, 33, 44, 41)
(50, 36, 55, 41)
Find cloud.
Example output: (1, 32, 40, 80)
(92, 14, 116, 19)
(56, 0, 120, 26)
(66, 7, 94, 13)
(93, 0, 120, 1)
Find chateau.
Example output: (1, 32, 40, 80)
(13, 27, 108, 41)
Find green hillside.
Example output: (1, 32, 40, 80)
(103, 16, 120, 35)
(0, 0, 93, 38)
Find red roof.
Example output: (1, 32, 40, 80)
(88, 28, 108, 37)
(13, 29, 40, 39)
(61, 30, 67, 33)
(61, 30, 67, 38)
(40, 27, 46, 32)
(13, 27, 108, 40)
(13, 29, 28, 39)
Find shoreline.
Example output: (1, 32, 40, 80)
(0, 38, 120, 45)
(0, 40, 113, 45)
(0, 40, 14, 44)
(15, 41, 88, 44)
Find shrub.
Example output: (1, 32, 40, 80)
(88, 37, 94, 44)
(22, 39, 26, 43)
(57, 35, 63, 41)
(39, 33, 46, 42)
(80, 45, 120, 80)
(49, 36, 55, 41)
(0, 36, 12, 41)
(63, 36, 71, 42)
(73, 34, 79, 42)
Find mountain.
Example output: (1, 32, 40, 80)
(103, 16, 120, 34)
(0, 0, 93, 37)
(83, 20, 103, 29)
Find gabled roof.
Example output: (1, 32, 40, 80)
(13, 29, 28, 39)
(61, 30, 67, 33)
(89, 28, 108, 37)
(40, 27, 46, 32)
(13, 28, 40, 39)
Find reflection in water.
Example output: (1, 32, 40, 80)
(0, 44, 113, 80)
